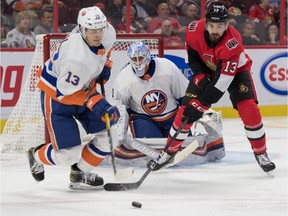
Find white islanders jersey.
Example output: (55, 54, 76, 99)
(113, 58, 189, 121)
(38, 23, 116, 105)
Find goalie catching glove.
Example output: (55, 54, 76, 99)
(86, 92, 120, 125)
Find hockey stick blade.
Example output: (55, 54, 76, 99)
(104, 168, 151, 191)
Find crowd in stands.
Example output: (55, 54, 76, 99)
(1, 0, 287, 48)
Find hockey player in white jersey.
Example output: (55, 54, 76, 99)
(113, 41, 224, 167)
(28, 6, 120, 190)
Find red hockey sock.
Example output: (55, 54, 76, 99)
(237, 99, 266, 154)
(167, 106, 193, 154)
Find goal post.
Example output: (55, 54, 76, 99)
(0, 33, 163, 159)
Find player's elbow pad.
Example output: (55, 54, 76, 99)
(200, 84, 224, 105)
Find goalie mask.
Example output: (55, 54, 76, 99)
(77, 6, 107, 38)
(127, 41, 151, 77)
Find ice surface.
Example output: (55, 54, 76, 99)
(1, 117, 287, 216)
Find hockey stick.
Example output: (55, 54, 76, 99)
(104, 118, 189, 191)
(127, 136, 199, 166)
(100, 81, 134, 180)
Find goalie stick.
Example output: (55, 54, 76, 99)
(126, 136, 199, 167)
(104, 118, 192, 191)
(100, 82, 134, 180)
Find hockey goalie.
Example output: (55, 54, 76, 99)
(109, 41, 225, 168)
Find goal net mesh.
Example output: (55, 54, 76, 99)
(1, 33, 163, 160)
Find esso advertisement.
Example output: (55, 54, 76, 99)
(260, 52, 287, 95)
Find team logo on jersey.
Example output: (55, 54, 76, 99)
(81, 10, 86, 16)
(188, 21, 198, 32)
(238, 83, 248, 93)
(203, 54, 217, 71)
(225, 38, 239, 50)
(141, 90, 167, 115)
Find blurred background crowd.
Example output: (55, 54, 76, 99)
(1, 0, 287, 48)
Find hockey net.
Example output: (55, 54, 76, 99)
(1, 33, 163, 160)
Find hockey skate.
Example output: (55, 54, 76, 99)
(69, 164, 104, 190)
(28, 147, 45, 182)
(254, 152, 276, 177)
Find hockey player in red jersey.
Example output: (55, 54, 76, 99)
(154, 2, 275, 174)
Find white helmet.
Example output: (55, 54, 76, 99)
(127, 41, 151, 77)
(77, 6, 107, 36)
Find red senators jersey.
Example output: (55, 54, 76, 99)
(186, 19, 252, 93)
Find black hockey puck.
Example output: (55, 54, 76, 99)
(131, 201, 142, 208)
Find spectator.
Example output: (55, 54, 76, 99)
(132, 0, 157, 28)
(22, 1, 42, 30)
(106, 0, 124, 28)
(241, 19, 263, 45)
(116, 6, 146, 33)
(11, 0, 26, 25)
(93, 2, 114, 25)
(249, 0, 276, 27)
(167, 0, 181, 19)
(179, 1, 200, 27)
(80, 0, 107, 7)
(160, 19, 184, 48)
(33, 6, 54, 35)
(58, 0, 81, 26)
(5, 10, 36, 48)
(148, 3, 186, 35)
(264, 23, 285, 45)
(1, 2, 13, 45)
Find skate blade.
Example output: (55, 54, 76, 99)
(69, 182, 104, 190)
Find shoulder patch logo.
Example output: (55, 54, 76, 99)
(226, 38, 239, 50)
(188, 21, 198, 32)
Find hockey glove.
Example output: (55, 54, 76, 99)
(96, 59, 113, 84)
(86, 93, 120, 125)
(182, 99, 209, 124)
